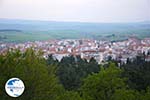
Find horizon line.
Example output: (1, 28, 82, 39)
(0, 17, 150, 24)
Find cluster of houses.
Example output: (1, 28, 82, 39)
(0, 38, 150, 64)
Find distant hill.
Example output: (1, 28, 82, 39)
(0, 29, 22, 32)
(0, 18, 150, 42)
(0, 18, 150, 32)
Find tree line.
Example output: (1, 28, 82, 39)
(0, 49, 150, 100)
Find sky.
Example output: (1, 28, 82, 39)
(0, 0, 149, 22)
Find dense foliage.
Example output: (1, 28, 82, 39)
(57, 56, 99, 90)
(0, 49, 150, 100)
(122, 56, 150, 91)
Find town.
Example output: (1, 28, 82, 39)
(0, 37, 150, 64)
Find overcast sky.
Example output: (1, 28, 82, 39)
(0, 0, 149, 22)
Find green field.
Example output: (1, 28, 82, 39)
(0, 30, 86, 42)
(0, 29, 150, 42)
(0, 19, 150, 42)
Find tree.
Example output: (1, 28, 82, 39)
(141, 87, 150, 100)
(111, 89, 140, 100)
(0, 49, 63, 100)
(80, 63, 137, 100)
(87, 57, 99, 74)
(47, 54, 58, 66)
(57, 56, 100, 90)
(122, 57, 150, 91)
(56, 91, 84, 100)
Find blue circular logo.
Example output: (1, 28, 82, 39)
(5, 78, 25, 97)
